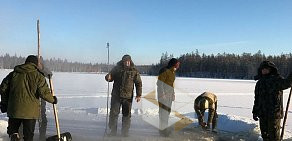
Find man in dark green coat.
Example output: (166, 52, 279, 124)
(0, 55, 57, 141)
(253, 60, 292, 141)
(157, 58, 180, 137)
(105, 55, 142, 137)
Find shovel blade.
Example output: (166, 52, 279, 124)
(46, 132, 72, 141)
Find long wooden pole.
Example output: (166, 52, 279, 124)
(49, 76, 61, 140)
(281, 88, 292, 140)
(104, 42, 110, 136)
(37, 19, 47, 141)
(37, 19, 41, 68)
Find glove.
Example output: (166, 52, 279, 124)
(105, 74, 112, 82)
(253, 114, 258, 121)
(200, 122, 207, 128)
(52, 96, 58, 104)
(0, 102, 7, 113)
(135, 96, 141, 102)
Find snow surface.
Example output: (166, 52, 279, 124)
(0, 70, 292, 140)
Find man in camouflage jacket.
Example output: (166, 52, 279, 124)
(105, 55, 142, 137)
(194, 92, 218, 133)
(253, 60, 292, 141)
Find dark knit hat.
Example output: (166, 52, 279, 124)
(122, 55, 132, 61)
(25, 55, 38, 66)
(167, 58, 179, 68)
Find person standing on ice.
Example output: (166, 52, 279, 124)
(0, 55, 57, 141)
(105, 54, 142, 137)
(194, 92, 218, 133)
(157, 58, 180, 137)
(253, 60, 292, 141)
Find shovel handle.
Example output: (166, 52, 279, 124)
(281, 87, 292, 141)
(49, 77, 61, 140)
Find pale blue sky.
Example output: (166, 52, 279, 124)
(0, 0, 292, 65)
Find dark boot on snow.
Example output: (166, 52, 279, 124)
(121, 130, 129, 137)
(107, 129, 117, 137)
(10, 133, 20, 141)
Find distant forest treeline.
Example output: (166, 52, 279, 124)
(1, 51, 292, 80)
(148, 50, 292, 79)
(0, 54, 106, 72)
(0, 54, 152, 74)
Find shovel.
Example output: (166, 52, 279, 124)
(46, 75, 72, 141)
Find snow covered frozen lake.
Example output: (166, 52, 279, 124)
(0, 70, 292, 141)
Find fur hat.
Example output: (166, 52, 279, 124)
(122, 55, 132, 61)
(254, 60, 279, 80)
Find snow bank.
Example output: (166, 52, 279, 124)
(217, 114, 257, 132)
(182, 112, 258, 133)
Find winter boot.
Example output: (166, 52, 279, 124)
(205, 124, 211, 131)
(121, 129, 129, 137)
(212, 129, 218, 134)
(107, 129, 117, 137)
(10, 133, 20, 141)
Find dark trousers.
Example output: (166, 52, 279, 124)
(259, 116, 281, 141)
(108, 96, 133, 135)
(158, 97, 173, 136)
(7, 118, 36, 141)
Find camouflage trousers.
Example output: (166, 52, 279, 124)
(108, 95, 132, 135)
(259, 116, 281, 141)
(158, 96, 173, 136)
(195, 108, 217, 129)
